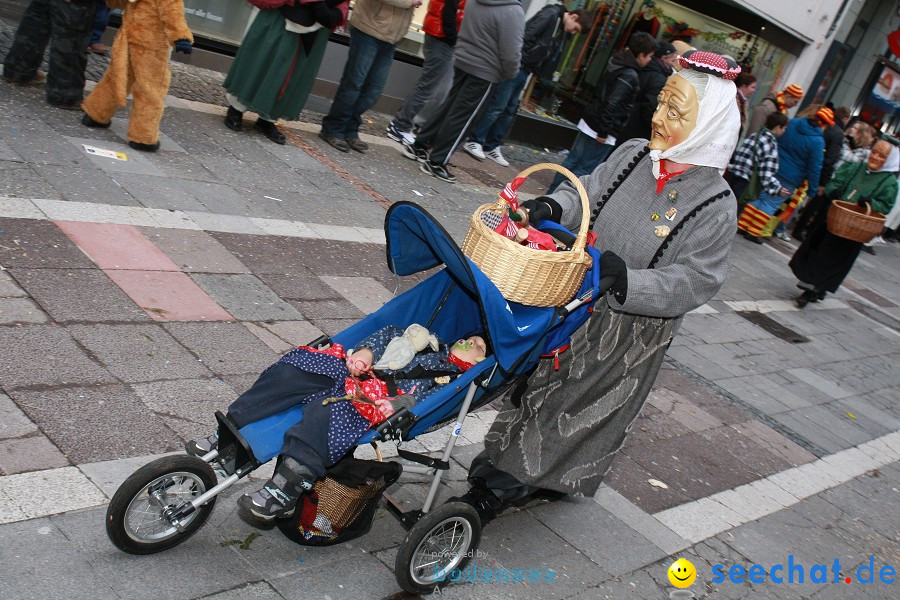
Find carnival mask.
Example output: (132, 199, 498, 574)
(649, 75, 699, 152)
(867, 141, 891, 172)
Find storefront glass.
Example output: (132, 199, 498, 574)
(530, 0, 796, 130)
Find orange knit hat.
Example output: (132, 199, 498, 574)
(816, 107, 835, 126)
(784, 84, 804, 98)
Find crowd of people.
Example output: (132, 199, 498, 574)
(2, 0, 898, 525)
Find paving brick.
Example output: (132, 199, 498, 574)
(140, 227, 251, 273)
(0, 218, 95, 269)
(9, 267, 150, 323)
(0, 392, 36, 439)
(12, 385, 182, 463)
(0, 324, 115, 389)
(131, 378, 236, 442)
(728, 420, 816, 467)
(189, 273, 303, 321)
(104, 269, 234, 322)
(0, 270, 26, 297)
(258, 320, 325, 347)
(163, 321, 277, 376)
(655, 500, 732, 543)
(320, 275, 394, 315)
(0, 296, 47, 323)
(0, 435, 69, 474)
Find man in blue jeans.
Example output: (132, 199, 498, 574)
(87, 0, 110, 54)
(463, 5, 587, 167)
(547, 31, 655, 193)
(319, 0, 421, 153)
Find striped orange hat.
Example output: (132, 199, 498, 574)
(816, 107, 836, 126)
(784, 84, 804, 98)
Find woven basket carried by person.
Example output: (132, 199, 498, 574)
(461, 163, 592, 307)
(826, 200, 886, 243)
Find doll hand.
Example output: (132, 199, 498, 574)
(346, 348, 374, 376)
(373, 398, 395, 418)
(175, 39, 192, 54)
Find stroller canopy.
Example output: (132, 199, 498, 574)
(383, 202, 556, 373)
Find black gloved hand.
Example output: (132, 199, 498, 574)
(521, 196, 562, 224)
(174, 39, 192, 54)
(599, 250, 628, 302)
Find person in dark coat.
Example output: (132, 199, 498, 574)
(616, 40, 676, 145)
(546, 31, 656, 192)
(2, 0, 95, 109)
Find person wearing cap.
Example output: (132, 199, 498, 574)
(746, 83, 803, 135)
(616, 40, 677, 145)
(450, 50, 743, 517)
(738, 107, 829, 243)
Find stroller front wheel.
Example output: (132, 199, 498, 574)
(106, 455, 218, 554)
(394, 502, 482, 595)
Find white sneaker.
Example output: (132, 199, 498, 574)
(871, 235, 885, 245)
(463, 141, 485, 160)
(485, 147, 510, 167)
(775, 231, 791, 241)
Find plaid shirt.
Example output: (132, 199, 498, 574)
(728, 129, 782, 196)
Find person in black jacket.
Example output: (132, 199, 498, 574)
(616, 40, 676, 146)
(463, 5, 588, 166)
(547, 31, 656, 192)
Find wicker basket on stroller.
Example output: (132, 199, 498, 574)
(826, 199, 886, 243)
(461, 163, 592, 307)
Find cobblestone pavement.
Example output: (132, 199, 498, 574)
(1, 16, 898, 600)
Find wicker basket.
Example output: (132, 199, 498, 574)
(461, 163, 592, 307)
(826, 200, 886, 243)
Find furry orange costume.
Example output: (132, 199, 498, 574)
(81, 0, 193, 150)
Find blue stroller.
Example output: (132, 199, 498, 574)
(105, 202, 604, 595)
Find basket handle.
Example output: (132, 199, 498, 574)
(498, 162, 591, 251)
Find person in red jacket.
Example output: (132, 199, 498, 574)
(385, 0, 466, 145)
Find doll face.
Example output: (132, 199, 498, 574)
(649, 75, 699, 151)
(451, 336, 488, 364)
(867, 140, 891, 171)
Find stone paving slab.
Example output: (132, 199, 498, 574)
(0, 217, 95, 269)
(56, 221, 180, 271)
(9, 267, 151, 323)
(163, 321, 277, 376)
(141, 227, 251, 273)
(0, 324, 115, 389)
(0, 295, 46, 323)
(67, 323, 214, 382)
(0, 517, 119, 599)
(0, 435, 68, 475)
(131, 378, 237, 442)
(109, 172, 210, 213)
(0, 391, 37, 439)
(104, 269, 235, 322)
(32, 162, 140, 206)
(12, 384, 182, 463)
(189, 273, 304, 322)
(0, 161, 62, 199)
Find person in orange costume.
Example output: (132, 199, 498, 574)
(80, 0, 193, 152)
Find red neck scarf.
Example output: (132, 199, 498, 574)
(656, 162, 681, 194)
(447, 353, 475, 371)
(774, 91, 788, 114)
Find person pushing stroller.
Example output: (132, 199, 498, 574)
(185, 324, 488, 523)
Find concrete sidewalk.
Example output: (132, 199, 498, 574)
(0, 28, 898, 599)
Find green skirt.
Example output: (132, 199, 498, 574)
(224, 10, 328, 122)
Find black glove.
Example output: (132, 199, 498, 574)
(521, 196, 562, 224)
(599, 251, 628, 303)
(174, 39, 192, 54)
(312, 2, 342, 28)
(857, 196, 870, 208)
(443, 33, 457, 47)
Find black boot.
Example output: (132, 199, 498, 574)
(128, 140, 160, 152)
(254, 118, 286, 145)
(237, 457, 315, 524)
(224, 106, 243, 132)
(796, 289, 815, 308)
(81, 112, 110, 128)
(447, 484, 507, 525)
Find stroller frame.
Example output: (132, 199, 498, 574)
(103, 203, 600, 595)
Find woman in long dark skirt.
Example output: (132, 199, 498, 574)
(790, 139, 898, 307)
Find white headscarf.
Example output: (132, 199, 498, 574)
(871, 143, 900, 173)
(648, 69, 741, 177)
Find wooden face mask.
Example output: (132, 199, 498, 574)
(649, 75, 699, 152)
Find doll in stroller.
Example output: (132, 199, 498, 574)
(103, 203, 602, 594)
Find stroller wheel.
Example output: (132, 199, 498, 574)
(394, 502, 483, 595)
(106, 455, 218, 554)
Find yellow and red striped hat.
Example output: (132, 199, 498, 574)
(783, 84, 804, 98)
(816, 107, 836, 126)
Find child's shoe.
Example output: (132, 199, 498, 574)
(185, 433, 218, 457)
(237, 457, 316, 523)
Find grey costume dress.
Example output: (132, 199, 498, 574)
(483, 138, 736, 496)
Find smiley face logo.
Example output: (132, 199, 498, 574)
(668, 558, 697, 588)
